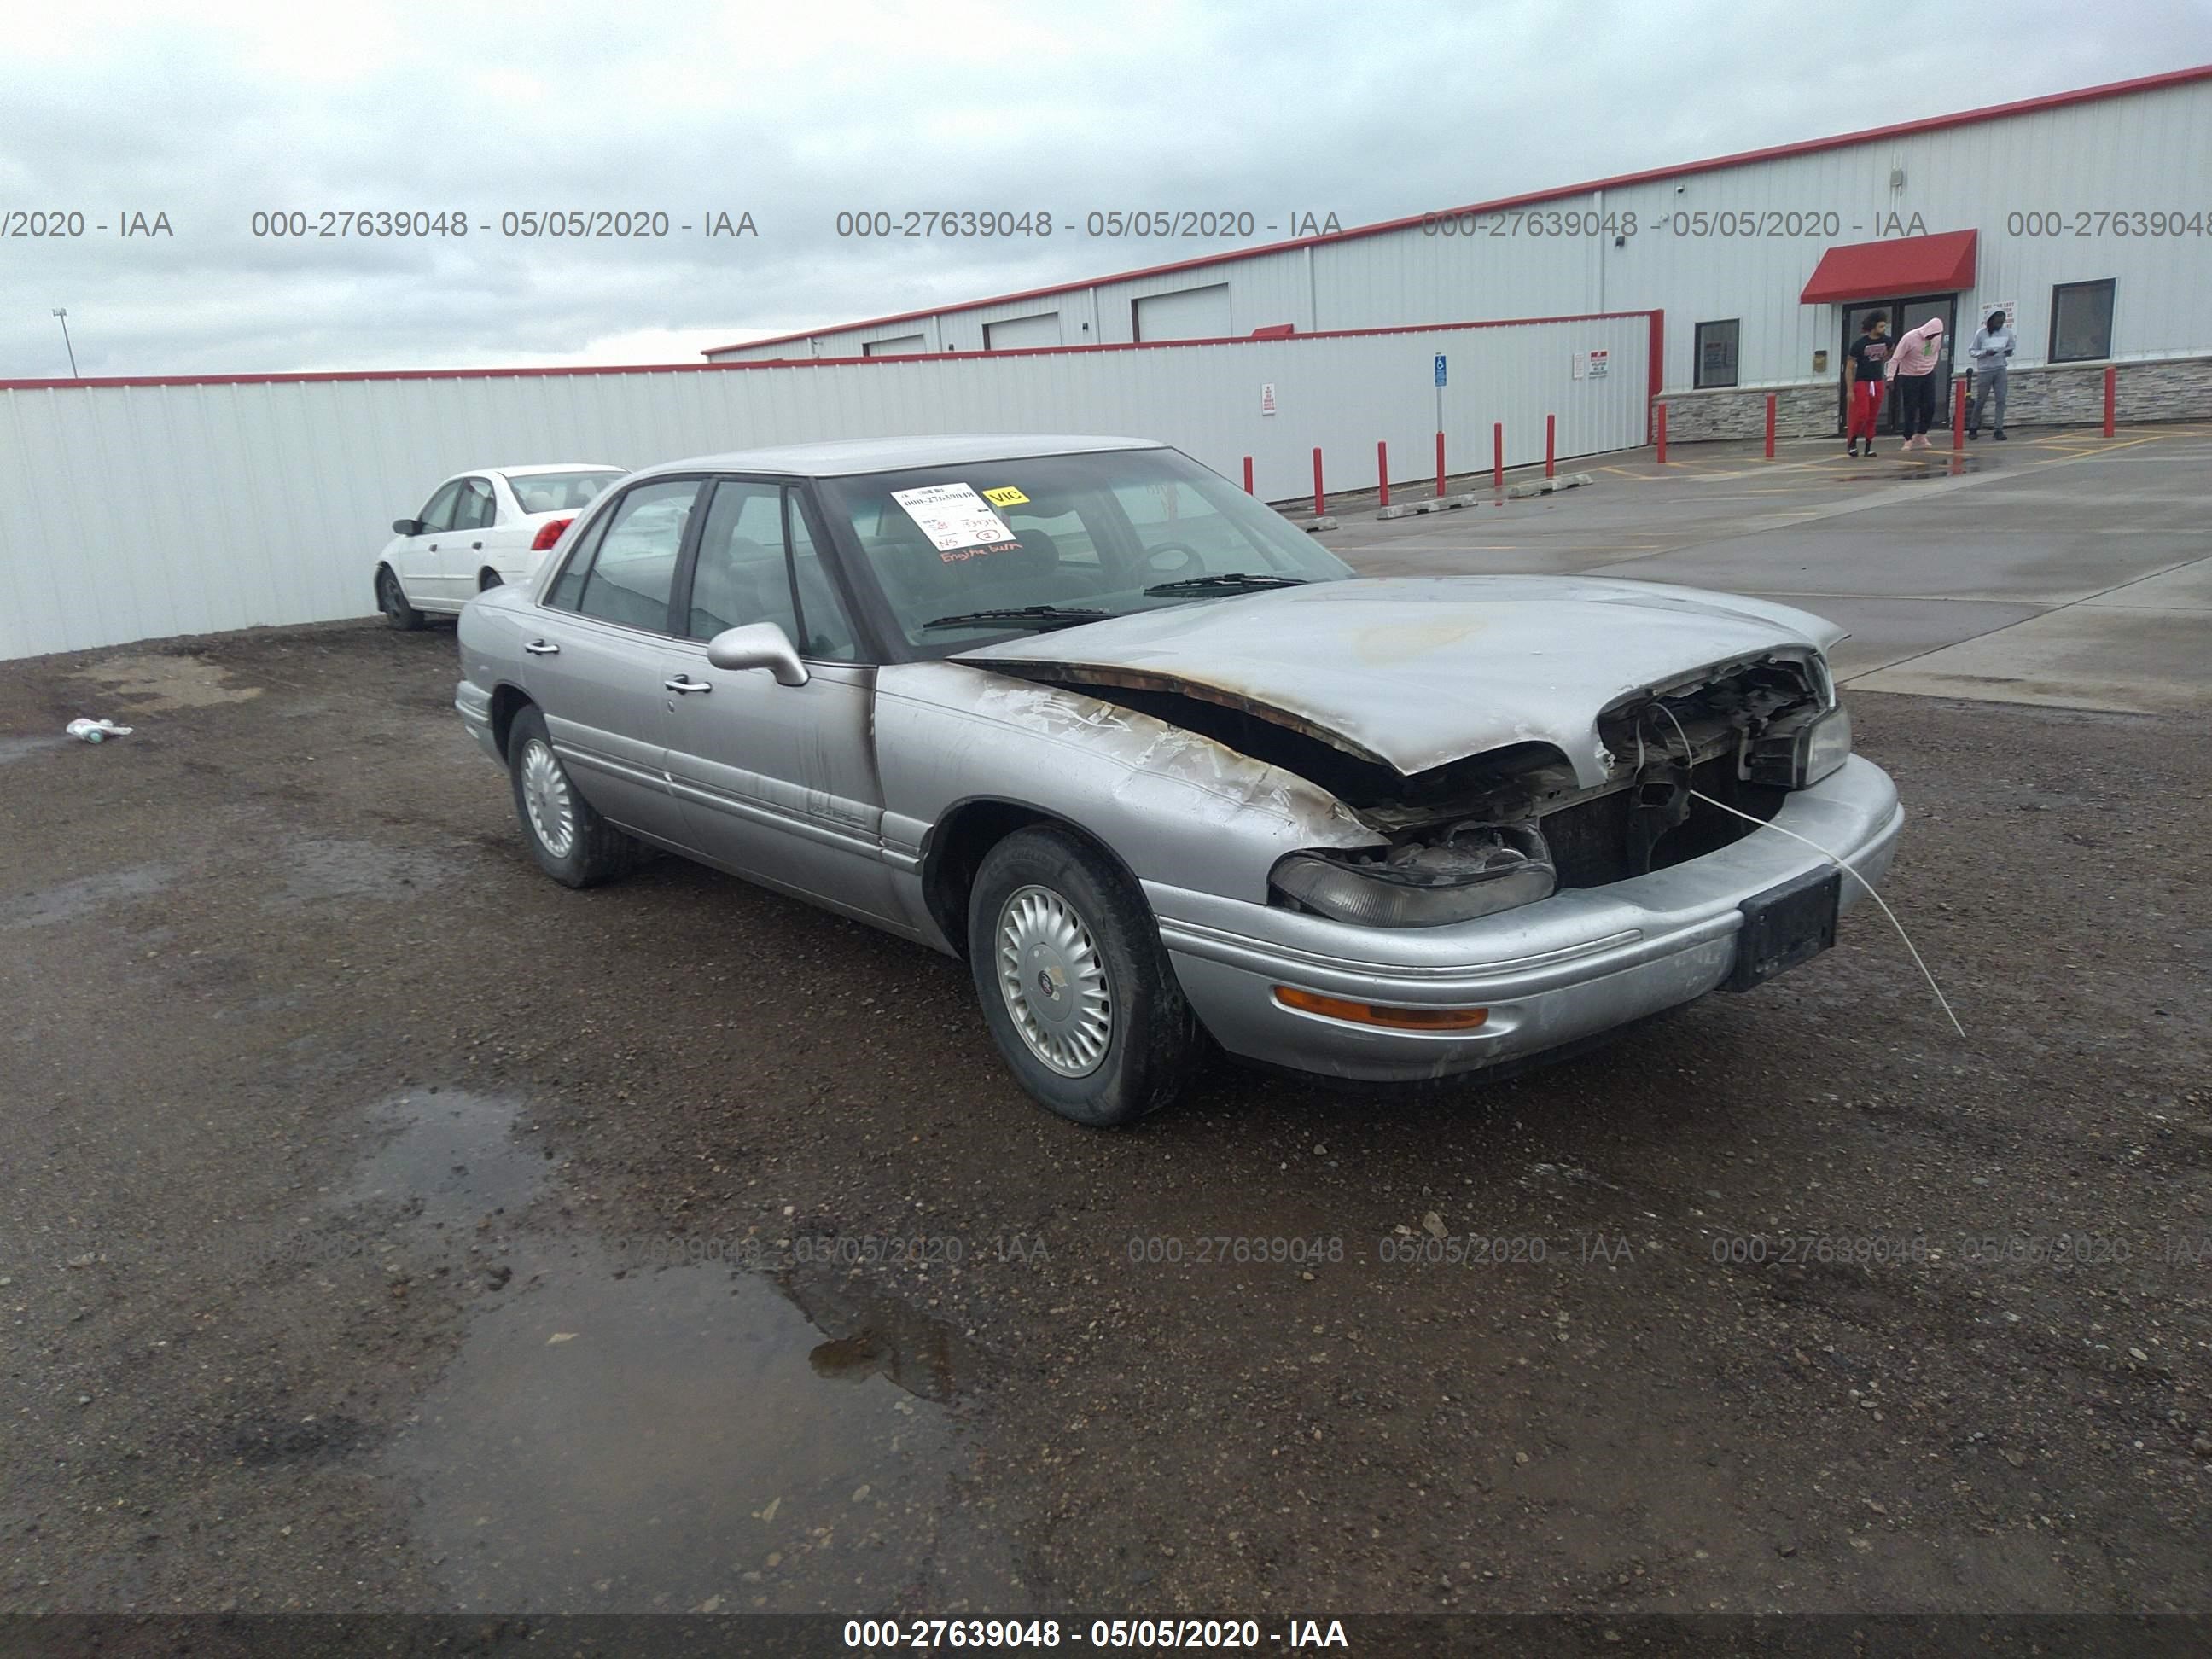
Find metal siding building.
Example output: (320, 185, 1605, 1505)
(705, 67, 2212, 428)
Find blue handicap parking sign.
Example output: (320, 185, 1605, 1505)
(1434, 354, 1447, 387)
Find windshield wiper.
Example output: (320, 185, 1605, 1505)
(920, 604, 1114, 632)
(1142, 573, 1310, 597)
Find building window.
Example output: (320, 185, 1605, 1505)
(2048, 280, 2115, 364)
(1693, 319, 1739, 388)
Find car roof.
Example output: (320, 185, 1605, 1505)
(488, 463, 626, 477)
(626, 433, 1171, 480)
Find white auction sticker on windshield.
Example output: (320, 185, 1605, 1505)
(890, 482, 1017, 555)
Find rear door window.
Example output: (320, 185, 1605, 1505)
(555, 479, 700, 632)
(455, 477, 498, 532)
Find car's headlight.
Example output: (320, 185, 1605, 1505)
(1270, 823, 1555, 928)
(1745, 704, 1852, 789)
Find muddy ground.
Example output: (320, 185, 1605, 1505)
(1, 618, 2207, 1628)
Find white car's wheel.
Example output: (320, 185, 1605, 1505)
(377, 566, 425, 631)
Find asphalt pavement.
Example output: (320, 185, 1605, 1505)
(2, 423, 2207, 1633)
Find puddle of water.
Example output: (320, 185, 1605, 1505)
(67, 651, 261, 709)
(265, 836, 460, 908)
(388, 1249, 1020, 1613)
(0, 862, 176, 928)
(344, 1091, 1024, 1613)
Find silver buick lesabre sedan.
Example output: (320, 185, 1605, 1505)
(454, 434, 1903, 1126)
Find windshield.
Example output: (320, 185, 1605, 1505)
(812, 446, 1355, 655)
(503, 470, 624, 514)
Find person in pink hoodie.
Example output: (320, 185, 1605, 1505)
(1883, 316, 1947, 451)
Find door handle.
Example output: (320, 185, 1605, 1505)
(471, 539, 484, 550)
(523, 639, 560, 655)
(428, 543, 439, 551)
(664, 675, 713, 694)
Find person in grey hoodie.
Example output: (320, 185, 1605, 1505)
(1968, 308, 2016, 440)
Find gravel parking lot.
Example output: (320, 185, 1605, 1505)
(3, 431, 2208, 1632)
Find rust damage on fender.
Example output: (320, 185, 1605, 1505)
(968, 676, 1371, 836)
(969, 660, 1399, 769)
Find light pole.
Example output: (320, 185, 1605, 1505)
(52, 308, 79, 378)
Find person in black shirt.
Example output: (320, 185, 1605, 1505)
(1846, 313, 1890, 457)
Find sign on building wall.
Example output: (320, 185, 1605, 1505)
(1587, 348, 1610, 379)
(1260, 382, 1278, 416)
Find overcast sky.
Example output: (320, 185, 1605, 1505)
(3, 0, 2208, 379)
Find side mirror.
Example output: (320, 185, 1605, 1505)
(706, 622, 809, 686)
(392, 517, 422, 537)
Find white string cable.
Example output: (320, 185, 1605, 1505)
(1647, 700, 1966, 1040)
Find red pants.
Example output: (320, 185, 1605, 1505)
(1848, 379, 1885, 442)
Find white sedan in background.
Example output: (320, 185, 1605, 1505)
(375, 464, 625, 628)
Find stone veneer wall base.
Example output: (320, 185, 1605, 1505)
(1656, 356, 2212, 442)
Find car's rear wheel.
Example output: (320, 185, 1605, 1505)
(507, 706, 639, 888)
(479, 568, 503, 591)
(377, 566, 424, 631)
(966, 825, 1202, 1126)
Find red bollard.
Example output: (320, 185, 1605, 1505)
(1545, 415, 1557, 478)
(1656, 403, 1668, 464)
(1435, 431, 1446, 498)
(1312, 447, 1325, 516)
(1952, 379, 1966, 451)
(1492, 422, 1503, 490)
(1377, 440, 1389, 509)
(2104, 364, 2117, 436)
(1764, 393, 1777, 458)
(1243, 456, 1254, 495)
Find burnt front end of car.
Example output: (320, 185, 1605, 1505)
(1068, 653, 1901, 1084)
(1263, 654, 1846, 927)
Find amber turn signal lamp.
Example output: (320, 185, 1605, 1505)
(1272, 987, 1489, 1031)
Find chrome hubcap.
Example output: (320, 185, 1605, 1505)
(996, 884, 1110, 1077)
(520, 739, 576, 859)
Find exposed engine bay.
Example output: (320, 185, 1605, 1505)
(986, 653, 1831, 897)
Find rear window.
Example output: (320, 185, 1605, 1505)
(504, 471, 623, 514)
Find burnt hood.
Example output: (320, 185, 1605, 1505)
(954, 576, 1848, 788)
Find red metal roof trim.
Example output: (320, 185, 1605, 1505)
(0, 310, 1659, 393)
(1799, 229, 1979, 304)
(703, 64, 2212, 355)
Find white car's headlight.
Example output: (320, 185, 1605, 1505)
(1270, 823, 1555, 928)
(1746, 704, 1852, 789)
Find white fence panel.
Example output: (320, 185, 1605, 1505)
(0, 313, 1652, 660)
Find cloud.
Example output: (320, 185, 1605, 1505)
(2, 0, 2204, 376)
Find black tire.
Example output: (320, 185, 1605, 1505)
(507, 706, 640, 888)
(377, 565, 425, 631)
(966, 824, 1202, 1126)
(479, 568, 504, 591)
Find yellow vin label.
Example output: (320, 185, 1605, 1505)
(981, 486, 1029, 506)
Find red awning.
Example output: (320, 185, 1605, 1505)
(1799, 230, 1977, 304)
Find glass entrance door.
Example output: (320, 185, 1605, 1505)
(1838, 294, 1959, 435)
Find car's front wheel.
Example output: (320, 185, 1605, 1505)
(507, 706, 640, 888)
(966, 825, 1203, 1126)
(377, 566, 424, 631)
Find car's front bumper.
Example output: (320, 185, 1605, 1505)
(1148, 755, 1904, 1084)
